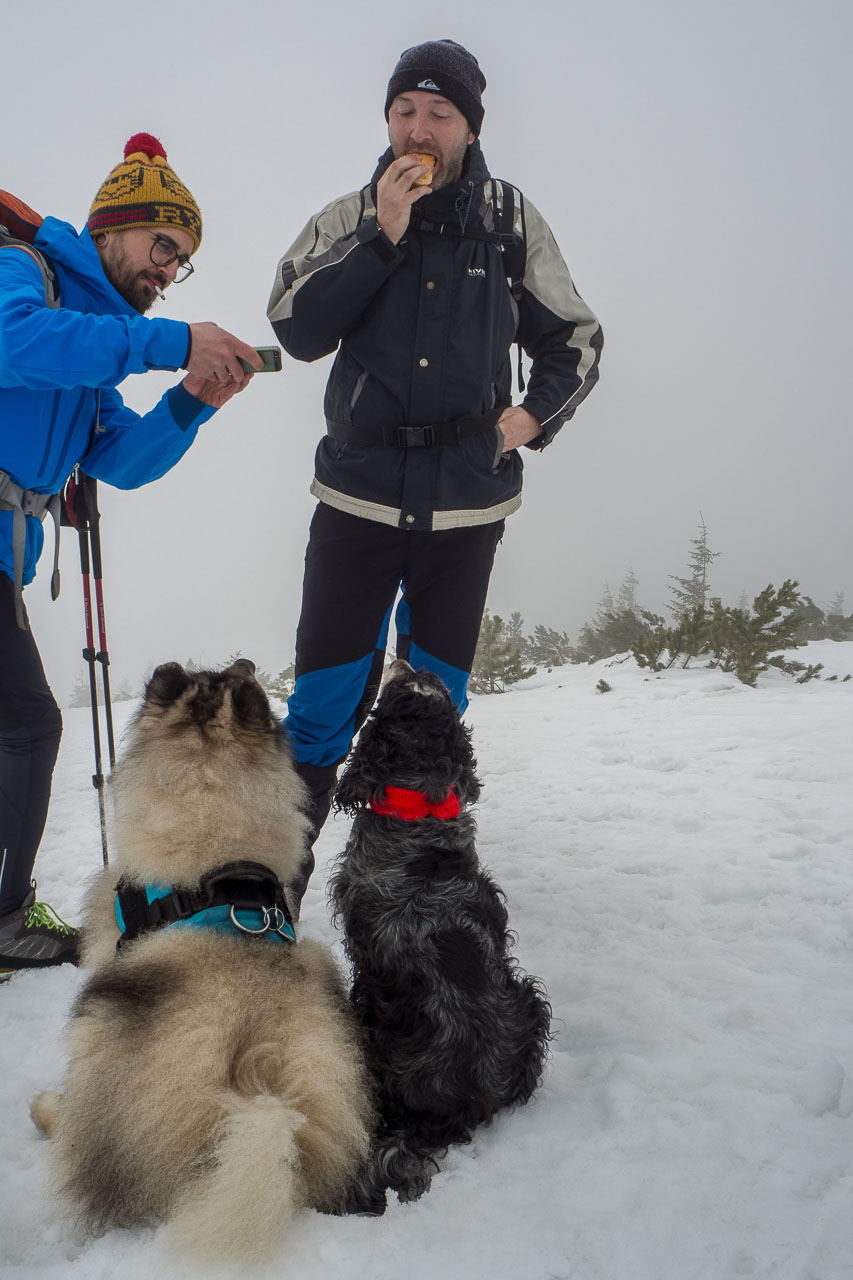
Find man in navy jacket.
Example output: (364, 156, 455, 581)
(0, 134, 261, 976)
(268, 41, 603, 890)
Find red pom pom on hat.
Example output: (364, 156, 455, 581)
(123, 132, 167, 161)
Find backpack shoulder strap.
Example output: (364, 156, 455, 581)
(355, 182, 377, 228)
(0, 235, 60, 308)
(488, 179, 527, 300)
(487, 180, 528, 392)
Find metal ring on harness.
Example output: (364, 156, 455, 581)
(115, 861, 297, 950)
(229, 903, 291, 938)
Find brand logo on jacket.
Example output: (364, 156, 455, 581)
(468, 267, 486, 279)
(418, 78, 441, 91)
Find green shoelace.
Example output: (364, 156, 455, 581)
(26, 901, 77, 936)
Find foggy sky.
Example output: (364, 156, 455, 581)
(5, 0, 851, 703)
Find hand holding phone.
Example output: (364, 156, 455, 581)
(239, 346, 283, 374)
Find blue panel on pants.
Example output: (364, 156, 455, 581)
(285, 604, 394, 767)
(285, 655, 377, 766)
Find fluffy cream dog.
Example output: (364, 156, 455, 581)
(31, 660, 374, 1261)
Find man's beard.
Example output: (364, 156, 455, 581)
(102, 244, 161, 314)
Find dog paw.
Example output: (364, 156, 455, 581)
(336, 1183, 388, 1217)
(390, 1159, 437, 1203)
(393, 1176, 433, 1204)
(29, 1089, 61, 1138)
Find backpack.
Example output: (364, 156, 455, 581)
(0, 190, 62, 627)
(0, 189, 60, 307)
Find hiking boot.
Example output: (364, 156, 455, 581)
(0, 885, 80, 980)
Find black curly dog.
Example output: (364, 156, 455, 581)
(328, 660, 551, 1211)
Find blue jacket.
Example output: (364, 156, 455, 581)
(0, 217, 214, 586)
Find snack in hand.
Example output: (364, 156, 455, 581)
(410, 153, 436, 187)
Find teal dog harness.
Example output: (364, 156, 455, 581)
(114, 861, 296, 951)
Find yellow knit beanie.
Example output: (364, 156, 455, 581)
(87, 133, 202, 252)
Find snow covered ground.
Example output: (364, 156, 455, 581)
(2, 642, 852, 1280)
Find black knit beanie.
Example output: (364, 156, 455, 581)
(384, 39, 487, 136)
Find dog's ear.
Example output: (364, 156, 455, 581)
(451, 721, 481, 805)
(333, 717, 385, 813)
(229, 678, 276, 732)
(145, 662, 194, 707)
(333, 769, 367, 815)
(224, 657, 256, 677)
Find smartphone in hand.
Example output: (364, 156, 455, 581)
(240, 346, 283, 373)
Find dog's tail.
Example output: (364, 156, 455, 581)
(167, 1092, 307, 1261)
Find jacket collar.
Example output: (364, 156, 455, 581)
(34, 216, 141, 318)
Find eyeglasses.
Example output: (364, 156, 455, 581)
(150, 234, 194, 283)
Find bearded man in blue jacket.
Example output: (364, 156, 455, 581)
(0, 133, 263, 977)
(268, 40, 603, 897)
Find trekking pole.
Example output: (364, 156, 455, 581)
(64, 469, 109, 865)
(83, 475, 116, 772)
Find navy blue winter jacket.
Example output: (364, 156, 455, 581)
(268, 141, 602, 533)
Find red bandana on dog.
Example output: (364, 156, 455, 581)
(368, 787, 461, 821)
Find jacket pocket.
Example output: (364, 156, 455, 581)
(349, 369, 368, 410)
(490, 423, 505, 472)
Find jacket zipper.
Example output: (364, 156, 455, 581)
(44, 388, 89, 491)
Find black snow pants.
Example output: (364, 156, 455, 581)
(285, 503, 504, 896)
(0, 574, 63, 917)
